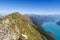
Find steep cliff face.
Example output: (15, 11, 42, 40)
(0, 12, 48, 40)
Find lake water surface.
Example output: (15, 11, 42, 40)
(42, 22, 60, 40)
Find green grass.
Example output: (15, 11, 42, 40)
(0, 12, 47, 40)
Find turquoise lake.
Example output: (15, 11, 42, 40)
(42, 22, 60, 40)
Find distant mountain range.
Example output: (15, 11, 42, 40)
(0, 15, 3, 18)
(24, 14, 60, 24)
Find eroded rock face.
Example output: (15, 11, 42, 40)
(0, 20, 17, 40)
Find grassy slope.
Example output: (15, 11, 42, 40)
(1, 12, 47, 40)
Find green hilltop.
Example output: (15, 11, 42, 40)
(0, 12, 54, 40)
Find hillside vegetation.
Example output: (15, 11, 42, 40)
(0, 12, 48, 40)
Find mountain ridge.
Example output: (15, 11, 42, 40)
(0, 12, 48, 40)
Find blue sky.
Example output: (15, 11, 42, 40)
(0, 0, 60, 15)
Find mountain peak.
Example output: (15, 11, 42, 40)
(0, 12, 48, 40)
(8, 12, 21, 16)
